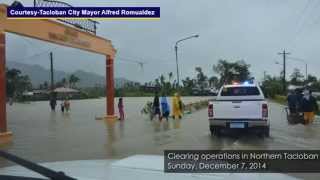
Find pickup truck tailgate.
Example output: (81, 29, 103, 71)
(213, 100, 263, 119)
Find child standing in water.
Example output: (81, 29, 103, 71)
(118, 97, 125, 120)
(64, 98, 70, 112)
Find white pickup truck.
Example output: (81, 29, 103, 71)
(208, 83, 270, 137)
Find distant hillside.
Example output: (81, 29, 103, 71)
(72, 70, 105, 88)
(6, 61, 135, 88)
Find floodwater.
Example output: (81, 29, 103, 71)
(0, 96, 209, 166)
(1, 97, 320, 179)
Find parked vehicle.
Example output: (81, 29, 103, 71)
(208, 82, 270, 137)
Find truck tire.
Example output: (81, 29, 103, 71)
(210, 126, 220, 136)
(210, 129, 214, 136)
(264, 126, 270, 137)
(214, 129, 221, 136)
(210, 126, 214, 136)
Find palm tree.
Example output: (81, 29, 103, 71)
(208, 76, 219, 88)
(69, 74, 80, 88)
(160, 74, 165, 87)
(168, 72, 173, 84)
(155, 78, 160, 87)
(213, 59, 250, 85)
(195, 67, 208, 89)
(182, 77, 194, 88)
(6, 68, 32, 98)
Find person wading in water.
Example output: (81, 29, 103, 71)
(152, 92, 161, 121)
(118, 97, 125, 121)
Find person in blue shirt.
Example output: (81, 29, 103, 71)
(161, 94, 170, 122)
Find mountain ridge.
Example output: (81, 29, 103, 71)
(6, 61, 134, 88)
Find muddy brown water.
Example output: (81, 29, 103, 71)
(1, 97, 320, 179)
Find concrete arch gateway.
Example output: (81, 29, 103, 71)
(0, 4, 117, 144)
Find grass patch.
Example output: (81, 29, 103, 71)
(271, 95, 286, 105)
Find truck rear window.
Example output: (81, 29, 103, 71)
(220, 87, 260, 96)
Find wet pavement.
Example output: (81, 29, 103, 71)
(1, 97, 320, 179)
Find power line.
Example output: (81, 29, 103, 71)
(118, 54, 173, 63)
(116, 56, 147, 64)
(288, 0, 313, 45)
(289, 0, 320, 50)
(287, 56, 306, 62)
(292, 0, 313, 31)
(304, 0, 320, 27)
(8, 36, 59, 62)
(8, 48, 57, 62)
(115, 57, 146, 71)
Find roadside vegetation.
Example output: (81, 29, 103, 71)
(6, 68, 106, 101)
(117, 59, 251, 97)
(6, 68, 32, 101)
(7, 59, 320, 102)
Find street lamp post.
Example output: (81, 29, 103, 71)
(175, 34, 199, 87)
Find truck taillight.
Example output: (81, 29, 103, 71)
(208, 104, 214, 117)
(262, 103, 268, 118)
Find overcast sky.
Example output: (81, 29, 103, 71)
(3, 0, 320, 83)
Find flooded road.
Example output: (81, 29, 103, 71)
(1, 97, 320, 179)
(0, 97, 209, 166)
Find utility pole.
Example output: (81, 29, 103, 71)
(50, 52, 54, 91)
(305, 63, 308, 83)
(278, 50, 290, 94)
(49, 52, 57, 111)
(174, 45, 179, 87)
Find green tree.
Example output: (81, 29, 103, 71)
(6, 68, 21, 97)
(290, 68, 304, 86)
(181, 77, 194, 95)
(160, 74, 165, 87)
(155, 78, 160, 88)
(208, 76, 219, 88)
(6, 68, 32, 98)
(168, 72, 173, 84)
(69, 74, 80, 88)
(157, 74, 173, 95)
(213, 59, 251, 85)
(261, 75, 283, 98)
(195, 67, 208, 90)
(306, 75, 317, 85)
(16, 75, 32, 95)
(306, 75, 320, 91)
(182, 76, 194, 87)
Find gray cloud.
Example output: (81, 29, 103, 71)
(3, 0, 320, 83)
